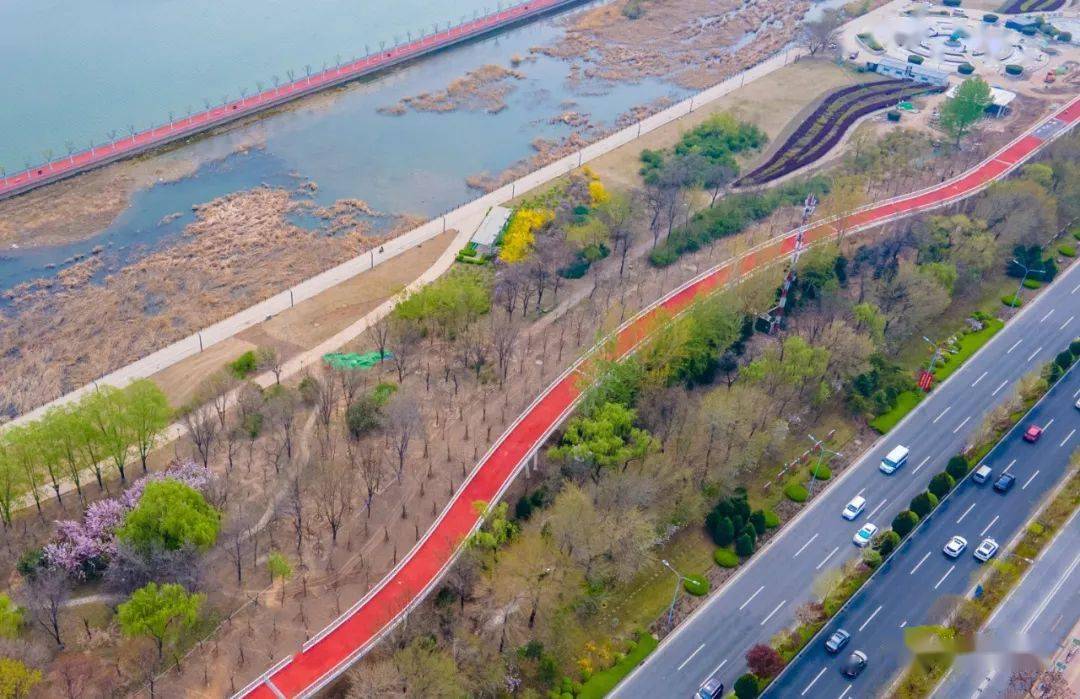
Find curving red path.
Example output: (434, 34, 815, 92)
(238, 95, 1080, 698)
(0, 0, 582, 202)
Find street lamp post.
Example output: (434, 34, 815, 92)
(1010, 258, 1045, 307)
(806, 434, 841, 498)
(660, 559, 688, 628)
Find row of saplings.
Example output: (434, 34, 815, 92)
(727, 454, 973, 698)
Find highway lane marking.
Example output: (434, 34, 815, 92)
(981, 515, 1000, 537)
(740, 586, 765, 610)
(913, 456, 931, 474)
(1061, 315, 1074, 331)
(677, 643, 705, 671)
(1060, 428, 1075, 447)
(761, 600, 787, 626)
(1074, 387, 1080, 398)
(935, 565, 956, 590)
(1021, 552, 1080, 634)
(956, 503, 976, 524)
(858, 605, 883, 632)
(1072, 282, 1080, 294)
(707, 659, 728, 679)
(1044, 418, 1055, 431)
(801, 667, 828, 696)
(1007, 339, 1023, 354)
(972, 371, 988, 387)
(899, 620, 908, 628)
(857, 487, 865, 497)
(992, 380, 1009, 396)
(1002, 459, 1016, 474)
(794, 534, 819, 558)
(1026, 346, 1043, 362)
(838, 686, 852, 699)
(911, 551, 932, 574)
(933, 406, 952, 423)
(1022, 470, 1040, 490)
(816, 547, 840, 571)
(1040, 309, 1054, 323)
(867, 499, 888, 518)
(953, 416, 971, 433)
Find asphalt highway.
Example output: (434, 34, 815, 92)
(613, 259, 1080, 698)
(931, 503, 1080, 699)
(764, 362, 1079, 699)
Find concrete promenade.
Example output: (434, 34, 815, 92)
(0, 0, 584, 201)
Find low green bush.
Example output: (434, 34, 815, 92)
(929, 472, 956, 498)
(575, 633, 658, 699)
(907, 54, 924, 64)
(876, 529, 902, 557)
(714, 548, 740, 568)
(892, 510, 920, 537)
(808, 463, 832, 481)
(946, 455, 970, 480)
(684, 574, 710, 596)
(982, 13, 998, 22)
(1005, 64, 1024, 76)
(228, 350, 258, 378)
(958, 63, 975, 75)
(1058, 244, 1076, 257)
(863, 548, 883, 569)
(735, 673, 762, 699)
(784, 482, 809, 503)
(1001, 294, 1023, 308)
(1059, 31, 1072, 42)
(887, 110, 902, 122)
(1022, 277, 1042, 289)
(1072, 227, 1080, 241)
(763, 510, 780, 528)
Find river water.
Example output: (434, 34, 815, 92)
(1, 2, 689, 294)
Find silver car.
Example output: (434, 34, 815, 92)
(943, 535, 968, 558)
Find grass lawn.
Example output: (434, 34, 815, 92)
(932, 317, 1004, 383)
(869, 390, 924, 434)
(577, 632, 659, 699)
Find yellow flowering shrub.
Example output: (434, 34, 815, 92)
(499, 207, 552, 263)
(589, 179, 610, 206)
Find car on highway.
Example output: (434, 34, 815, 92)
(696, 671, 724, 699)
(842, 496, 867, 520)
(994, 473, 1016, 493)
(853, 523, 878, 547)
(943, 535, 968, 558)
(1023, 425, 1044, 442)
(972, 464, 993, 484)
(841, 650, 868, 678)
(879, 445, 910, 474)
(974, 538, 999, 562)
(825, 629, 851, 654)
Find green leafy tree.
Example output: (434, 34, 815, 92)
(735, 532, 755, 557)
(0, 657, 42, 698)
(83, 386, 133, 482)
(734, 672, 761, 699)
(267, 551, 293, 603)
(741, 336, 831, 414)
(910, 491, 939, 518)
(875, 529, 902, 557)
(117, 582, 204, 663)
(117, 481, 220, 553)
(467, 501, 518, 565)
(122, 379, 173, 473)
(939, 77, 992, 146)
(0, 593, 23, 638)
(548, 402, 655, 483)
(892, 510, 920, 538)
(946, 455, 970, 480)
(708, 515, 735, 546)
(929, 472, 956, 498)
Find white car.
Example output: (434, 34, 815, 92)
(943, 535, 968, 558)
(853, 523, 878, 547)
(843, 496, 867, 521)
(973, 538, 999, 562)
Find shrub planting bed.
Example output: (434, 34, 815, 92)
(737, 80, 943, 187)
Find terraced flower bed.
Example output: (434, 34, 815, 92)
(999, 0, 1063, 13)
(737, 79, 944, 187)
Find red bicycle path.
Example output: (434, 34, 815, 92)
(241, 95, 1079, 698)
(0, 0, 579, 201)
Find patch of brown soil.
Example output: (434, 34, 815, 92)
(381, 64, 525, 115)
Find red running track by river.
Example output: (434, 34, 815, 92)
(0, 0, 583, 201)
(239, 95, 1080, 698)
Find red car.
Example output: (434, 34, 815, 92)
(1023, 425, 1044, 443)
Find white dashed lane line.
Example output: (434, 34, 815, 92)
(992, 380, 1009, 396)
(913, 456, 931, 474)
(1026, 346, 1043, 362)
(933, 406, 951, 423)
(801, 667, 827, 696)
(740, 586, 765, 611)
(956, 503, 976, 524)
(816, 547, 839, 571)
(1061, 316, 1074, 331)
(953, 416, 971, 433)
(761, 600, 787, 626)
(838, 686, 852, 699)
(867, 499, 888, 519)
(935, 565, 956, 590)
(858, 605, 883, 632)
(1002, 459, 1016, 474)
(1061, 429, 1075, 448)
(981, 515, 1000, 537)
(972, 371, 987, 387)
(1022, 471, 1039, 490)
(911, 551, 932, 575)
(794, 534, 818, 558)
(1007, 339, 1023, 354)
(677, 643, 705, 671)
(1040, 309, 1054, 323)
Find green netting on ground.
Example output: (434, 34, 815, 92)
(323, 351, 393, 369)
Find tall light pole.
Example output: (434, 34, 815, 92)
(1010, 258, 1044, 307)
(660, 559, 688, 628)
(806, 433, 841, 498)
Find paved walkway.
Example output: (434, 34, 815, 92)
(237, 94, 1080, 699)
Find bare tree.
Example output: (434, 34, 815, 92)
(456, 324, 492, 380)
(200, 370, 237, 428)
(283, 477, 305, 555)
(19, 566, 71, 648)
(264, 387, 299, 463)
(311, 459, 355, 545)
(490, 316, 519, 387)
(1006, 669, 1071, 698)
(389, 319, 423, 382)
(224, 505, 254, 584)
(181, 401, 219, 468)
(385, 396, 423, 479)
(350, 440, 385, 516)
(311, 372, 339, 432)
(257, 346, 284, 384)
(799, 8, 844, 56)
(333, 365, 364, 406)
(369, 315, 393, 361)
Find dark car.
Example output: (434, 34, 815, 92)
(842, 650, 868, 678)
(1023, 425, 1043, 442)
(696, 672, 724, 699)
(993, 473, 1016, 493)
(825, 629, 851, 654)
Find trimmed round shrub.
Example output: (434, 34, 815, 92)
(907, 54, 925, 64)
(735, 532, 756, 557)
(735, 673, 762, 699)
(784, 482, 809, 503)
(982, 13, 998, 23)
(929, 472, 956, 498)
(1058, 32, 1072, 43)
(808, 463, 832, 480)
(1023, 277, 1042, 289)
(958, 63, 975, 75)
(763, 510, 780, 529)
(892, 510, 920, 538)
(1005, 64, 1024, 76)
(910, 491, 939, 518)
(887, 110, 902, 122)
(684, 574, 710, 596)
(876, 529, 902, 557)
(863, 548, 883, 569)
(946, 455, 970, 480)
(1002, 294, 1023, 308)
(1070, 339, 1080, 356)
(1073, 228, 1080, 241)
(1058, 244, 1076, 257)
(714, 548, 740, 568)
